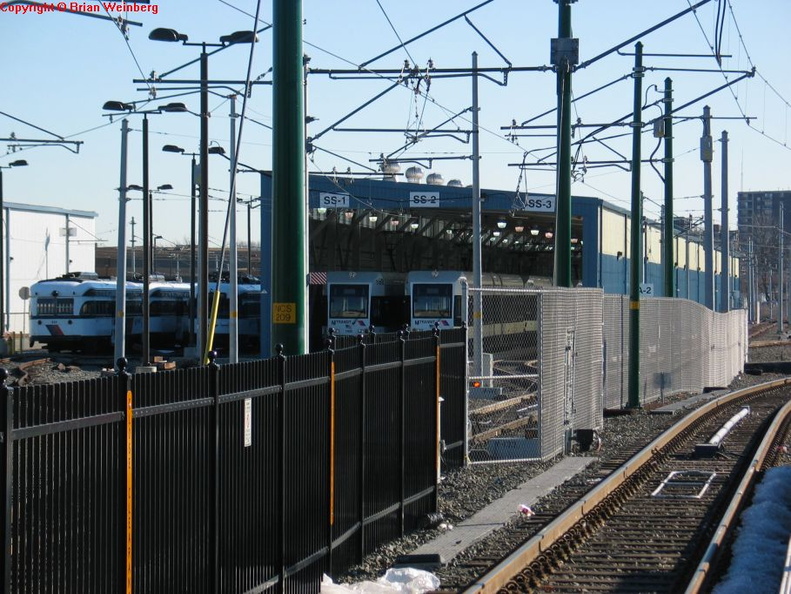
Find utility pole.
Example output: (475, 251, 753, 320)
(259, 173, 272, 357)
(720, 130, 730, 312)
(65, 215, 71, 274)
(663, 78, 674, 297)
(130, 216, 136, 276)
(750, 237, 758, 322)
(142, 116, 152, 366)
(272, 0, 307, 354)
(113, 119, 130, 365)
(198, 45, 209, 363)
(552, 0, 577, 288)
(701, 106, 714, 310)
(471, 51, 483, 378)
(229, 94, 239, 363)
(627, 42, 643, 409)
(779, 202, 784, 336)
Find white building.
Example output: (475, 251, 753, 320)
(4, 202, 98, 334)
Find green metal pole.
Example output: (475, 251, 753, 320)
(720, 130, 730, 312)
(663, 78, 674, 297)
(628, 42, 643, 409)
(272, 0, 307, 354)
(554, 0, 573, 288)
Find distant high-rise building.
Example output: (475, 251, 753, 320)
(737, 190, 791, 317)
(737, 190, 791, 236)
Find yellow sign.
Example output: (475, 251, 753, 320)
(273, 302, 296, 324)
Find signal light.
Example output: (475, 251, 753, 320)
(471, 381, 481, 388)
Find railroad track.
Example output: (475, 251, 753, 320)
(448, 378, 791, 593)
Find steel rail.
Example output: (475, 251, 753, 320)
(685, 396, 791, 593)
(464, 377, 791, 593)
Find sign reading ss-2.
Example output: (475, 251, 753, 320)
(318, 192, 350, 208)
(524, 196, 555, 213)
(410, 191, 440, 208)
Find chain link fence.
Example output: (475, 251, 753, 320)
(466, 286, 604, 463)
(465, 288, 747, 463)
(601, 295, 746, 409)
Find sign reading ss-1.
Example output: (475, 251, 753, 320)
(410, 191, 440, 208)
(524, 196, 555, 212)
(318, 192, 350, 208)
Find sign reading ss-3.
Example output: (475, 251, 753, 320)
(410, 191, 440, 208)
(524, 196, 555, 212)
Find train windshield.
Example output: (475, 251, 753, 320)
(239, 294, 261, 319)
(329, 285, 369, 318)
(35, 298, 74, 316)
(412, 283, 453, 318)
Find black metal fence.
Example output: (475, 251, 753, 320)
(0, 327, 466, 593)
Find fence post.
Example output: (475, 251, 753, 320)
(433, 326, 441, 508)
(398, 329, 406, 537)
(276, 344, 286, 594)
(207, 351, 220, 594)
(461, 322, 470, 466)
(357, 334, 367, 562)
(1, 368, 12, 594)
(326, 333, 336, 573)
(117, 358, 134, 594)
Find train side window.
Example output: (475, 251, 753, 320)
(126, 301, 143, 315)
(80, 301, 115, 317)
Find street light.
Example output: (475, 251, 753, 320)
(104, 99, 187, 366)
(153, 235, 163, 274)
(126, 182, 170, 356)
(149, 26, 257, 363)
(0, 159, 28, 334)
(162, 143, 224, 352)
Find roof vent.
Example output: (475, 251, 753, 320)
(405, 166, 424, 183)
(383, 161, 401, 181)
(426, 172, 444, 186)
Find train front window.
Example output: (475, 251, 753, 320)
(36, 298, 74, 316)
(329, 285, 368, 318)
(412, 284, 452, 318)
(239, 295, 261, 319)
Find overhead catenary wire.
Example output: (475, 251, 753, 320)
(205, 0, 264, 361)
(375, 0, 416, 67)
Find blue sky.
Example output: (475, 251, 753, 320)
(1, 0, 789, 250)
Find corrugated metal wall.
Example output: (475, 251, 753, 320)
(5, 208, 96, 333)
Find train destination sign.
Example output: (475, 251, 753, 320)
(409, 191, 440, 208)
